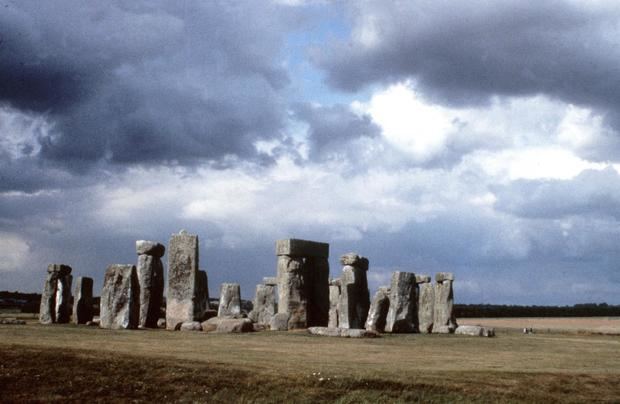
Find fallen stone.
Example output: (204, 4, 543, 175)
(72, 276, 94, 325)
(99, 264, 139, 329)
(365, 287, 390, 332)
(0, 318, 26, 325)
(385, 271, 416, 333)
(214, 318, 253, 333)
(135, 240, 165, 258)
(253, 323, 268, 332)
(218, 283, 241, 317)
(433, 325, 454, 334)
(455, 325, 495, 337)
(270, 312, 290, 331)
(307, 327, 380, 338)
(180, 321, 203, 331)
(167, 230, 201, 330)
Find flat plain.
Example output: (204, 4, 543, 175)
(1, 317, 619, 403)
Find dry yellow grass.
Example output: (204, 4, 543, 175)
(459, 317, 620, 334)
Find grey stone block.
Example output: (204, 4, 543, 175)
(275, 239, 329, 258)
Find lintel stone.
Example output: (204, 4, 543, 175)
(275, 239, 329, 258)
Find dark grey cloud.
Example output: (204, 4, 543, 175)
(0, 1, 299, 170)
(292, 102, 380, 161)
(494, 168, 620, 220)
(313, 1, 620, 116)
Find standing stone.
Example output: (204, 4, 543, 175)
(276, 255, 307, 329)
(218, 283, 241, 317)
(251, 284, 277, 325)
(167, 230, 202, 330)
(416, 274, 434, 333)
(136, 240, 165, 329)
(328, 279, 341, 328)
(365, 287, 390, 332)
(338, 253, 370, 329)
(100, 264, 139, 329)
(275, 239, 329, 330)
(39, 264, 72, 324)
(385, 271, 416, 333)
(73, 276, 94, 324)
(196, 270, 210, 317)
(433, 272, 457, 333)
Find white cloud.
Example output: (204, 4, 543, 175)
(0, 232, 30, 272)
(0, 107, 51, 159)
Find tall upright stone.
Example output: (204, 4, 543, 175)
(338, 253, 370, 329)
(275, 239, 330, 330)
(100, 264, 139, 329)
(433, 272, 457, 333)
(328, 279, 341, 328)
(167, 230, 203, 330)
(72, 276, 93, 324)
(251, 283, 277, 325)
(218, 283, 241, 317)
(365, 286, 390, 332)
(136, 240, 165, 329)
(39, 264, 72, 324)
(385, 271, 416, 333)
(416, 274, 435, 333)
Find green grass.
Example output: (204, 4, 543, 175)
(1, 324, 619, 402)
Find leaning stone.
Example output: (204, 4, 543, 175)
(214, 318, 254, 333)
(99, 264, 139, 329)
(276, 239, 329, 258)
(270, 312, 290, 331)
(137, 253, 164, 328)
(135, 240, 165, 258)
(416, 275, 434, 333)
(385, 272, 416, 333)
(166, 230, 201, 330)
(365, 287, 390, 332)
(72, 277, 94, 324)
(180, 321, 203, 331)
(218, 283, 241, 317)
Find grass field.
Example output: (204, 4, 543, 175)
(1, 321, 619, 403)
(459, 317, 620, 335)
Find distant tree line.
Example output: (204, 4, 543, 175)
(2, 291, 619, 317)
(455, 303, 620, 317)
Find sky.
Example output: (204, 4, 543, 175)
(1, 0, 619, 305)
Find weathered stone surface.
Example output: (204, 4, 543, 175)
(252, 284, 277, 325)
(433, 274, 457, 334)
(277, 255, 307, 329)
(328, 281, 340, 328)
(270, 312, 290, 331)
(180, 321, 202, 331)
(263, 277, 278, 286)
(135, 240, 165, 258)
(415, 274, 431, 284)
(137, 253, 164, 328)
(339, 253, 369, 271)
(455, 325, 495, 337)
(39, 264, 72, 324)
(306, 256, 330, 327)
(218, 283, 241, 318)
(307, 327, 380, 338)
(253, 323, 268, 332)
(100, 264, 139, 329)
(435, 272, 454, 282)
(338, 255, 370, 329)
(433, 325, 453, 334)
(157, 318, 166, 329)
(276, 239, 329, 258)
(385, 272, 416, 333)
(72, 277, 93, 324)
(166, 230, 200, 330)
(416, 275, 434, 333)
(54, 273, 73, 324)
(365, 287, 390, 332)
